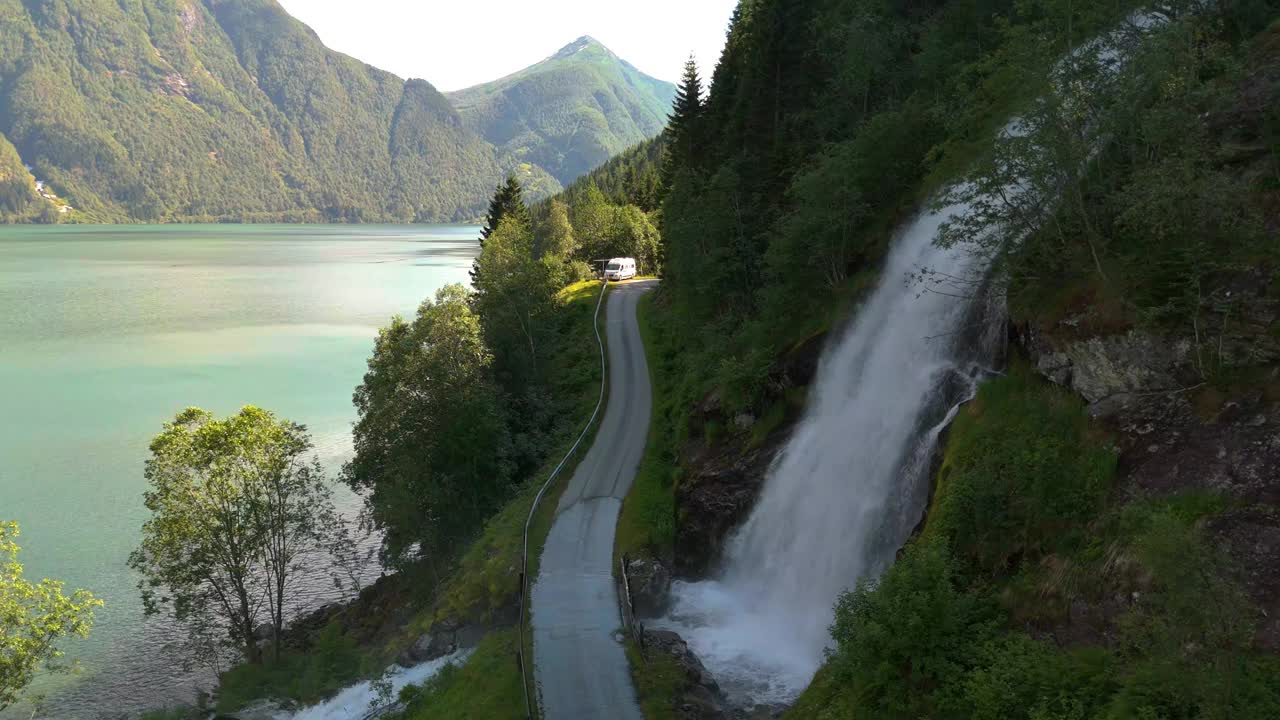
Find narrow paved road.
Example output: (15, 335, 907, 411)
(532, 279, 654, 720)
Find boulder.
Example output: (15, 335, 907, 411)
(642, 629, 730, 720)
(626, 556, 672, 618)
(1026, 328, 1192, 409)
(395, 629, 457, 668)
(395, 617, 488, 667)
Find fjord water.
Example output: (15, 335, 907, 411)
(660, 200, 1003, 705)
(0, 224, 477, 718)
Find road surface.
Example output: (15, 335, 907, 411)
(532, 280, 654, 720)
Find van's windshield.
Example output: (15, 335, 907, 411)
(607, 263, 620, 271)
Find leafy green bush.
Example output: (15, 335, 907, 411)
(934, 366, 1116, 574)
(1103, 512, 1278, 720)
(389, 631, 525, 720)
(830, 538, 999, 719)
(216, 622, 366, 712)
(962, 635, 1115, 720)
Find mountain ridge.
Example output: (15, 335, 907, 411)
(0, 1, 672, 223)
(447, 36, 676, 188)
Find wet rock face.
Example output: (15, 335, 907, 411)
(627, 556, 672, 618)
(1024, 326, 1195, 415)
(674, 332, 827, 577)
(395, 617, 489, 667)
(1024, 317, 1280, 649)
(675, 437, 785, 577)
(1021, 265, 1279, 420)
(642, 629, 731, 720)
(1116, 388, 1280, 648)
(1120, 390, 1280, 503)
(396, 629, 458, 667)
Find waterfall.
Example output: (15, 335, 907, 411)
(658, 11, 1162, 707)
(659, 198, 1003, 706)
(268, 650, 471, 720)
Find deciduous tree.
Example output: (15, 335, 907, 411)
(0, 521, 101, 711)
(345, 285, 513, 574)
(129, 407, 340, 665)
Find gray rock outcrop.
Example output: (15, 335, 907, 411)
(642, 629, 731, 720)
(626, 556, 672, 618)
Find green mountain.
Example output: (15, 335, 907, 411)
(0, 3, 663, 224)
(448, 36, 676, 189)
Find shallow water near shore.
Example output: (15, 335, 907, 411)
(0, 224, 477, 719)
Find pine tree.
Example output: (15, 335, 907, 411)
(472, 175, 530, 282)
(662, 56, 704, 189)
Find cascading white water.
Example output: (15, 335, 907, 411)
(658, 10, 1162, 708)
(659, 198, 1001, 705)
(269, 650, 471, 720)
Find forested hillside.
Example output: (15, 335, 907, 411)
(624, 0, 1280, 717)
(0, 1, 667, 224)
(448, 37, 675, 189)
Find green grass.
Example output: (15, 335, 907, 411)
(784, 662, 860, 720)
(389, 630, 526, 720)
(615, 291, 677, 561)
(625, 640, 685, 720)
(928, 361, 1118, 575)
(216, 623, 372, 713)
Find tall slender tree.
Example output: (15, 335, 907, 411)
(662, 56, 705, 189)
(472, 175, 530, 283)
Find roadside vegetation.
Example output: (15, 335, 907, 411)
(614, 291, 680, 562)
(205, 227, 608, 713)
(384, 630, 525, 720)
(624, 640, 685, 720)
(794, 364, 1280, 718)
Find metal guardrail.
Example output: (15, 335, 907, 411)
(516, 280, 611, 720)
(618, 553, 645, 660)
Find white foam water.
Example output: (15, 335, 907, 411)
(273, 650, 472, 720)
(659, 200, 998, 706)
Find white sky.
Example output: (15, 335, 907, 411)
(276, 0, 738, 91)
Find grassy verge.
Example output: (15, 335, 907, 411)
(213, 281, 609, 714)
(389, 630, 527, 720)
(615, 291, 676, 562)
(624, 640, 685, 720)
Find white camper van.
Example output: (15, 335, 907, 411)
(604, 257, 637, 281)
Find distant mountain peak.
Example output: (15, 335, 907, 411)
(553, 35, 613, 60)
(447, 34, 675, 189)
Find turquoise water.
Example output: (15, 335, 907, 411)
(0, 224, 478, 718)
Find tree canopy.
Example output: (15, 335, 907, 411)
(0, 521, 101, 710)
(345, 285, 514, 571)
(130, 406, 339, 665)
